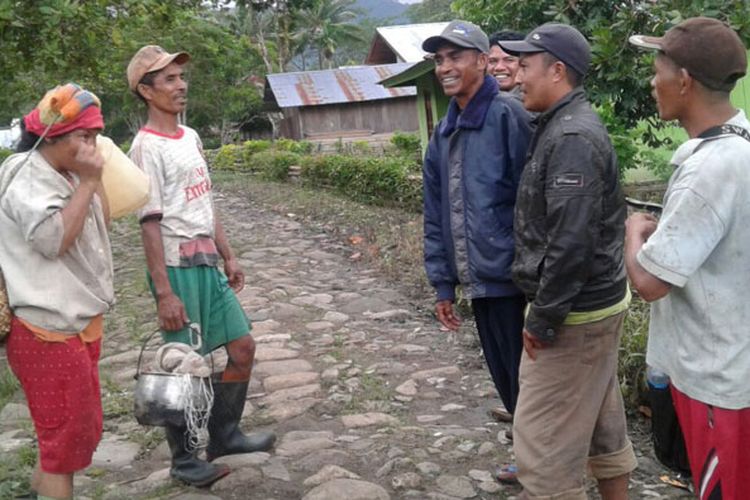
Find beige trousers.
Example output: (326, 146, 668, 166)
(513, 312, 638, 499)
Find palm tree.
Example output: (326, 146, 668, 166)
(294, 0, 365, 69)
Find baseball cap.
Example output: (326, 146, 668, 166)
(127, 45, 190, 92)
(423, 20, 490, 54)
(498, 23, 591, 76)
(629, 17, 746, 92)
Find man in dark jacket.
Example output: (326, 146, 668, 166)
(499, 24, 636, 499)
(421, 20, 532, 461)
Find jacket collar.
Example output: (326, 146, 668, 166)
(533, 87, 586, 128)
(440, 75, 499, 137)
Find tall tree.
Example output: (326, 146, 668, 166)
(406, 0, 454, 23)
(0, 1, 267, 145)
(294, 0, 365, 69)
(451, 0, 750, 148)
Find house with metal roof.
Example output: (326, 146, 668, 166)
(365, 22, 450, 64)
(264, 63, 418, 141)
(368, 23, 452, 155)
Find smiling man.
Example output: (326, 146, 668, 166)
(488, 31, 524, 99)
(499, 24, 636, 499)
(421, 21, 532, 482)
(626, 18, 750, 499)
(126, 45, 275, 487)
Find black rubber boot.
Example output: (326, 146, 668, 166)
(206, 380, 276, 461)
(165, 424, 230, 487)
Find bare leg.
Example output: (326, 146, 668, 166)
(36, 470, 74, 499)
(597, 473, 629, 500)
(31, 461, 42, 492)
(222, 335, 255, 381)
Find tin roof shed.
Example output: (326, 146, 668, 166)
(365, 22, 449, 64)
(264, 63, 416, 109)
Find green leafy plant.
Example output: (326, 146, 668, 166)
(452, 0, 750, 174)
(274, 138, 313, 154)
(212, 144, 243, 171)
(300, 154, 422, 211)
(0, 148, 12, 165)
(253, 150, 302, 181)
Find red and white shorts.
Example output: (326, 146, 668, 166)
(672, 385, 750, 500)
(6, 317, 103, 474)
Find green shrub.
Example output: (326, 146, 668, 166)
(301, 154, 422, 211)
(212, 144, 242, 171)
(242, 140, 272, 155)
(274, 138, 313, 154)
(351, 141, 371, 154)
(390, 131, 420, 156)
(252, 150, 301, 181)
(0, 148, 13, 164)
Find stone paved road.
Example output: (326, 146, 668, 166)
(0, 186, 692, 499)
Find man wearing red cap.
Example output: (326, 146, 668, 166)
(126, 45, 275, 487)
(0, 84, 112, 500)
(627, 17, 750, 499)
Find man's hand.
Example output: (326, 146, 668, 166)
(224, 258, 245, 292)
(522, 328, 549, 361)
(625, 212, 658, 242)
(435, 300, 461, 331)
(157, 292, 189, 332)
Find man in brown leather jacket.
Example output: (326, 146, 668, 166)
(498, 24, 636, 500)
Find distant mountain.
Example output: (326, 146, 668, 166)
(355, 0, 410, 23)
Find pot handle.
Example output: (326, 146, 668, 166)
(134, 323, 202, 379)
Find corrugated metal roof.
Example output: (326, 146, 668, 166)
(374, 22, 450, 63)
(266, 63, 416, 108)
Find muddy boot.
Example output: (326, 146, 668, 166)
(165, 424, 230, 487)
(206, 380, 276, 461)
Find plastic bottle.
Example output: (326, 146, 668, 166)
(96, 135, 150, 219)
(646, 365, 670, 390)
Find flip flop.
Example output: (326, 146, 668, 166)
(488, 407, 513, 423)
(495, 463, 519, 484)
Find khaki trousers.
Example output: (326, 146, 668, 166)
(513, 312, 637, 499)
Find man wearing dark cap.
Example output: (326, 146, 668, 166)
(498, 24, 636, 498)
(421, 21, 532, 477)
(626, 17, 750, 498)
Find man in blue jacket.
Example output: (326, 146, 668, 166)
(421, 21, 532, 472)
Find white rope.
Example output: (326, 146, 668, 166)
(177, 373, 214, 452)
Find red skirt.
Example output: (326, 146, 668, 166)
(6, 317, 103, 474)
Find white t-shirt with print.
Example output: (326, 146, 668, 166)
(638, 110, 750, 409)
(129, 126, 217, 267)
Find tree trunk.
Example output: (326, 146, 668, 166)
(256, 24, 274, 73)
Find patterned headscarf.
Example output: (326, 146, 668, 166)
(23, 83, 104, 138)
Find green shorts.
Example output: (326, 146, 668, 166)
(148, 266, 251, 354)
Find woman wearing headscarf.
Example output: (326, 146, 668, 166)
(0, 83, 114, 500)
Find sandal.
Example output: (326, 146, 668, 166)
(494, 463, 519, 484)
(488, 406, 513, 423)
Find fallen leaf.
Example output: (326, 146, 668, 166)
(349, 252, 362, 261)
(349, 235, 364, 245)
(660, 475, 690, 490)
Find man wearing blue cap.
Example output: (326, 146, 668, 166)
(498, 24, 636, 499)
(420, 20, 532, 479)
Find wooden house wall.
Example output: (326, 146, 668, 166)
(277, 97, 418, 140)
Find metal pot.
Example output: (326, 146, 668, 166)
(133, 328, 208, 427)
